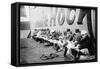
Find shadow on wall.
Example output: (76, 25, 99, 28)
(20, 22, 30, 30)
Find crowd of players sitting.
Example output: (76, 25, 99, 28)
(32, 28, 95, 60)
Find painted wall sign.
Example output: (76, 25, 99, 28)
(58, 9, 65, 26)
(67, 9, 76, 25)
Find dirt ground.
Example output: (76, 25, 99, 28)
(20, 38, 95, 64)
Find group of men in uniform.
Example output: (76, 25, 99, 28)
(62, 29, 92, 60)
(32, 28, 94, 61)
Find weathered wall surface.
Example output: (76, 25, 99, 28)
(20, 6, 95, 38)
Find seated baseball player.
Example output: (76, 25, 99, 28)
(71, 30, 91, 60)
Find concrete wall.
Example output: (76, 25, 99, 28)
(20, 6, 95, 38)
(29, 7, 89, 35)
